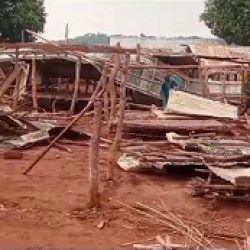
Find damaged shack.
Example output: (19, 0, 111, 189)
(0, 45, 104, 113)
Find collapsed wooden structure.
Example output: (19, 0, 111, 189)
(1, 32, 250, 208)
(0, 39, 250, 114)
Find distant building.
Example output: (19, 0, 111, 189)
(110, 36, 225, 51)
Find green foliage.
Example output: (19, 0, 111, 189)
(0, 0, 46, 42)
(70, 33, 110, 45)
(201, 0, 250, 45)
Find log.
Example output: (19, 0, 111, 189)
(89, 98, 102, 208)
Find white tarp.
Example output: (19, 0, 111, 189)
(165, 90, 238, 120)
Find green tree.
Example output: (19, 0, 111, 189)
(201, 0, 250, 45)
(0, 0, 46, 42)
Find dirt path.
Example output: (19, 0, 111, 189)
(0, 117, 249, 248)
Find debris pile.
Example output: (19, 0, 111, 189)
(118, 92, 250, 202)
(0, 110, 90, 151)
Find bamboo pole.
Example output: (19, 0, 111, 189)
(31, 58, 38, 110)
(23, 64, 109, 176)
(89, 98, 102, 208)
(70, 58, 81, 113)
(107, 53, 130, 180)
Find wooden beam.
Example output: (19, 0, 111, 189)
(70, 58, 81, 113)
(129, 64, 247, 70)
(13, 48, 20, 111)
(31, 58, 38, 110)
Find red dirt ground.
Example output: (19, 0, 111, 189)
(0, 116, 249, 248)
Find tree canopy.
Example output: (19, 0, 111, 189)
(201, 0, 250, 45)
(0, 0, 46, 42)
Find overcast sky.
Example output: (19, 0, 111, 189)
(43, 0, 213, 40)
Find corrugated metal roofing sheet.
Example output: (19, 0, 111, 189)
(188, 44, 250, 62)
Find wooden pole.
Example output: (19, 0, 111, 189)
(89, 98, 102, 208)
(23, 64, 109, 176)
(31, 58, 38, 110)
(70, 58, 81, 113)
(241, 68, 248, 114)
(136, 43, 141, 63)
(65, 23, 69, 44)
(203, 66, 210, 98)
(13, 48, 20, 111)
(107, 53, 130, 180)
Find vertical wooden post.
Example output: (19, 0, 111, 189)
(85, 79, 90, 94)
(203, 66, 210, 98)
(221, 71, 226, 102)
(65, 23, 69, 44)
(107, 53, 130, 180)
(13, 48, 20, 111)
(241, 67, 247, 114)
(89, 98, 102, 208)
(70, 58, 81, 113)
(136, 43, 141, 63)
(31, 58, 38, 110)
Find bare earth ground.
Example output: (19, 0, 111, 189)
(0, 116, 249, 248)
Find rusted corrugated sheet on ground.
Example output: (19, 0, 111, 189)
(166, 90, 238, 119)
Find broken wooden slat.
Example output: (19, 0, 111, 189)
(0, 65, 23, 98)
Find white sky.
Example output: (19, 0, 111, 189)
(43, 0, 213, 40)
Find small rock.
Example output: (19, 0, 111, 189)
(3, 150, 24, 160)
(0, 204, 7, 212)
(55, 154, 60, 159)
(97, 221, 105, 229)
